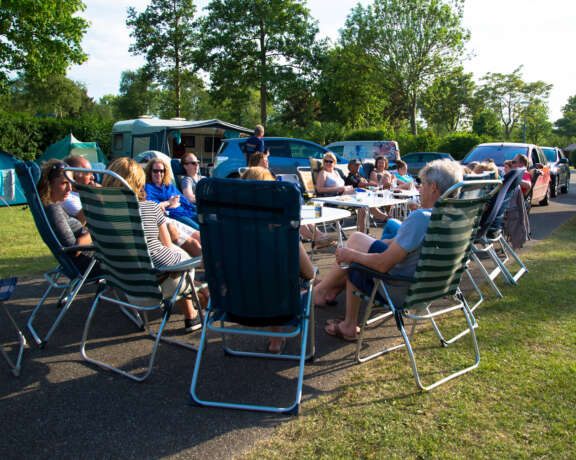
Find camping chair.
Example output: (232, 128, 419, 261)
(469, 168, 527, 298)
(14, 161, 104, 347)
(0, 277, 26, 376)
(296, 166, 316, 200)
(350, 179, 500, 391)
(190, 178, 317, 414)
(70, 168, 204, 382)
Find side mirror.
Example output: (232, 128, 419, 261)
(533, 162, 544, 169)
(559, 157, 568, 164)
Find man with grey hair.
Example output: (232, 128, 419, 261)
(315, 159, 464, 341)
(243, 124, 265, 164)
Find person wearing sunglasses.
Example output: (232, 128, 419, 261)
(37, 159, 96, 273)
(144, 159, 199, 230)
(315, 152, 354, 196)
(179, 153, 204, 204)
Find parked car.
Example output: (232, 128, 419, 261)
(461, 142, 551, 205)
(212, 137, 347, 178)
(400, 152, 455, 177)
(540, 146, 570, 197)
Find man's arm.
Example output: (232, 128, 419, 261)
(337, 241, 408, 274)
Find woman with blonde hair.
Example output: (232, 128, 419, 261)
(103, 158, 205, 332)
(144, 158, 199, 229)
(315, 152, 354, 195)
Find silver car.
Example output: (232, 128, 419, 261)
(540, 146, 570, 197)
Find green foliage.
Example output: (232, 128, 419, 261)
(554, 95, 576, 139)
(0, 0, 88, 87)
(397, 131, 440, 155)
(420, 66, 476, 133)
(476, 66, 552, 139)
(436, 132, 485, 159)
(127, 0, 197, 117)
(196, 0, 322, 124)
(343, 125, 395, 142)
(472, 110, 501, 137)
(341, 0, 469, 134)
(0, 111, 113, 159)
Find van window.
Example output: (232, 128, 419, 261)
(133, 136, 151, 155)
(113, 134, 123, 151)
(204, 136, 221, 153)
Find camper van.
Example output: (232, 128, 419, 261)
(110, 117, 252, 169)
(325, 140, 400, 166)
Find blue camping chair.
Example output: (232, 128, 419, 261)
(14, 161, 103, 347)
(190, 178, 317, 414)
(469, 168, 527, 299)
(0, 277, 26, 376)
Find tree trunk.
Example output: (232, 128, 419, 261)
(410, 95, 418, 135)
(259, 20, 267, 125)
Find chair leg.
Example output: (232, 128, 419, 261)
(1, 302, 27, 376)
(470, 251, 504, 298)
(494, 237, 528, 284)
(402, 292, 480, 391)
(80, 292, 179, 382)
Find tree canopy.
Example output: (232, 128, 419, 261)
(195, 0, 322, 125)
(0, 0, 88, 89)
(127, 0, 197, 117)
(340, 0, 469, 134)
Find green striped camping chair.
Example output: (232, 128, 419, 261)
(350, 179, 500, 391)
(71, 168, 202, 382)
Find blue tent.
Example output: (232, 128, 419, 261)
(0, 151, 26, 206)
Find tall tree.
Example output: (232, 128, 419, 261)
(420, 67, 475, 134)
(0, 0, 88, 89)
(341, 0, 469, 134)
(475, 66, 552, 139)
(554, 95, 576, 139)
(127, 0, 197, 117)
(196, 0, 322, 124)
(524, 101, 552, 145)
(114, 68, 160, 119)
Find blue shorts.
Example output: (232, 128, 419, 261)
(348, 240, 388, 302)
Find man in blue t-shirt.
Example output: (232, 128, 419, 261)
(314, 159, 463, 341)
(243, 124, 265, 164)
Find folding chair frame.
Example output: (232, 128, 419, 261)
(1, 278, 26, 376)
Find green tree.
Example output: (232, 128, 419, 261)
(420, 67, 475, 134)
(114, 68, 160, 119)
(341, 0, 469, 134)
(127, 0, 197, 117)
(472, 110, 501, 137)
(476, 66, 552, 140)
(196, 0, 322, 125)
(316, 45, 393, 128)
(554, 95, 576, 138)
(0, 0, 88, 88)
(8, 74, 94, 117)
(523, 101, 552, 145)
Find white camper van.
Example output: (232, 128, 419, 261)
(325, 140, 400, 166)
(110, 117, 252, 168)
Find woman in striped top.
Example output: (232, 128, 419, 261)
(103, 158, 204, 332)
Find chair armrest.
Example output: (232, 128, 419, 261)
(61, 244, 94, 254)
(349, 263, 415, 283)
(155, 256, 202, 273)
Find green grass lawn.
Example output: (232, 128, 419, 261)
(0, 205, 55, 278)
(245, 219, 576, 459)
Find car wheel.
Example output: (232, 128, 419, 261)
(540, 186, 550, 206)
(550, 176, 558, 198)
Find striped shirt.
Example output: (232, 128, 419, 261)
(139, 200, 186, 268)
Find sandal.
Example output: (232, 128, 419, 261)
(325, 321, 357, 342)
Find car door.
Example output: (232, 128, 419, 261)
(530, 147, 550, 203)
(557, 149, 569, 188)
(288, 140, 330, 172)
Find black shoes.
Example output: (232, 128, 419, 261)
(184, 316, 202, 332)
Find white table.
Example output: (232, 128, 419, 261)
(311, 193, 409, 232)
(301, 205, 351, 255)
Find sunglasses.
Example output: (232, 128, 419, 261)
(183, 161, 199, 166)
(152, 169, 165, 174)
(48, 162, 67, 181)
(324, 159, 334, 163)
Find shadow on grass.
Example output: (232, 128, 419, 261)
(0, 255, 56, 278)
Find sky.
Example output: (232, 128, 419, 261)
(67, 0, 576, 122)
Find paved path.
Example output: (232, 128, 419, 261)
(1, 175, 575, 459)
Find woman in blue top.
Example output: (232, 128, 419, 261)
(144, 159, 199, 230)
(393, 160, 415, 190)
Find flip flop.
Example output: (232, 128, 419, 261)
(325, 321, 357, 342)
